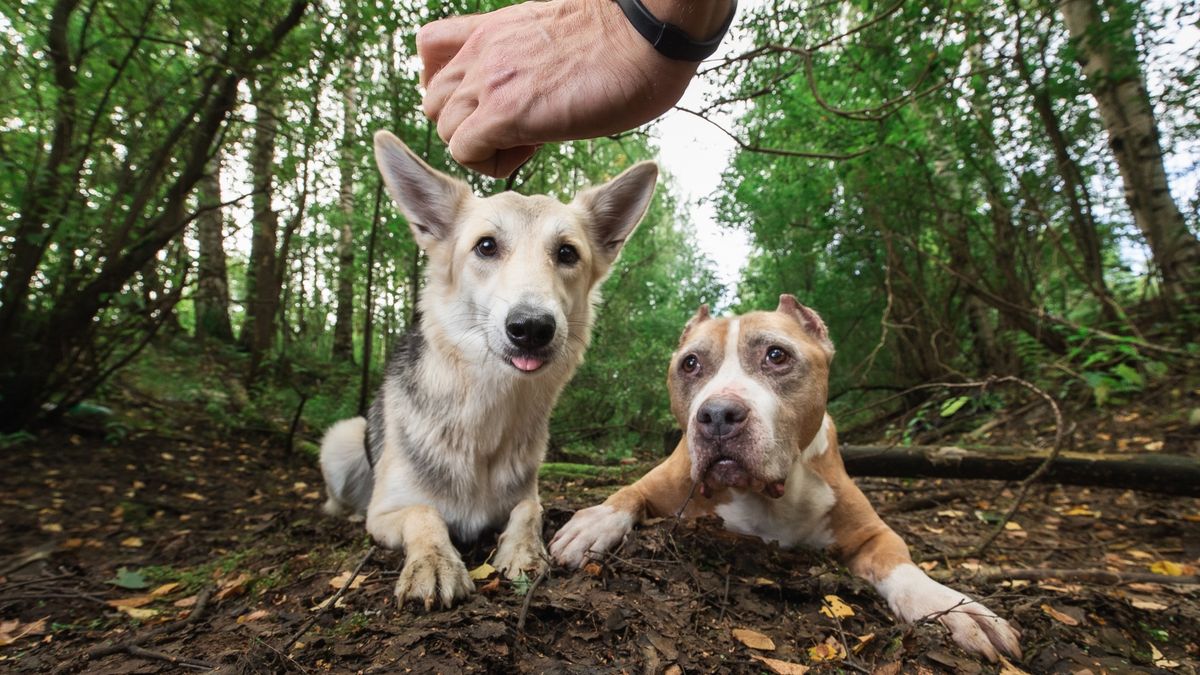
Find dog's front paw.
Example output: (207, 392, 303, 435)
(493, 530, 547, 579)
(549, 504, 635, 568)
(881, 564, 1021, 662)
(395, 544, 473, 610)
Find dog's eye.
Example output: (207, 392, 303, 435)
(557, 244, 579, 266)
(765, 346, 789, 366)
(681, 354, 700, 373)
(474, 237, 498, 258)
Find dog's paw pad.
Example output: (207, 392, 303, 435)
(394, 547, 473, 609)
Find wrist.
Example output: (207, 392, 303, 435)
(639, 0, 733, 40)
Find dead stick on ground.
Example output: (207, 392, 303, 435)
(517, 565, 550, 633)
(124, 645, 215, 670)
(280, 545, 375, 653)
(930, 567, 1200, 586)
(60, 585, 215, 674)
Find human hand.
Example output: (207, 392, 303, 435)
(418, 0, 710, 177)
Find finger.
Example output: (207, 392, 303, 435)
(421, 60, 464, 123)
(462, 146, 539, 180)
(436, 95, 477, 145)
(416, 13, 487, 87)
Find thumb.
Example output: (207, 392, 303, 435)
(417, 13, 487, 87)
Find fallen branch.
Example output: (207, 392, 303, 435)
(279, 545, 374, 653)
(516, 565, 550, 633)
(124, 645, 214, 670)
(930, 567, 1200, 586)
(57, 585, 215, 674)
(841, 445, 1200, 497)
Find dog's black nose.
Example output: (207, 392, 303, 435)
(696, 398, 749, 439)
(506, 309, 556, 350)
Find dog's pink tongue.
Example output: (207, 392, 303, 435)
(512, 356, 544, 372)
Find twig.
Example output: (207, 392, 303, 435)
(717, 567, 731, 622)
(667, 480, 701, 537)
(279, 545, 374, 653)
(516, 566, 549, 633)
(57, 586, 215, 674)
(124, 645, 214, 670)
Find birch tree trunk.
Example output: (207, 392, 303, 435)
(244, 78, 282, 376)
(331, 4, 359, 361)
(1059, 0, 1200, 305)
(195, 157, 235, 342)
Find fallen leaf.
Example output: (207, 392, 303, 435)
(117, 606, 159, 620)
(107, 595, 155, 609)
(997, 655, 1031, 675)
(749, 653, 809, 674)
(819, 595, 854, 619)
(0, 618, 47, 647)
(936, 509, 966, 518)
(853, 633, 876, 654)
(468, 563, 497, 581)
(1041, 604, 1080, 626)
(40, 523, 63, 533)
(478, 576, 502, 594)
(120, 537, 144, 548)
(329, 570, 366, 590)
(62, 538, 84, 549)
(1004, 521, 1023, 531)
(918, 560, 939, 571)
(808, 636, 846, 662)
(1149, 644, 1180, 668)
(732, 628, 776, 651)
(173, 595, 198, 608)
(1130, 599, 1168, 611)
(237, 609, 270, 623)
(753, 577, 777, 587)
(872, 663, 901, 675)
(108, 567, 149, 590)
(150, 582, 180, 597)
(216, 573, 252, 600)
(1149, 561, 1185, 576)
(181, 492, 206, 502)
(582, 562, 603, 577)
(1063, 506, 1099, 517)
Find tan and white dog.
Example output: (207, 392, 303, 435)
(550, 296, 1022, 661)
(320, 131, 657, 609)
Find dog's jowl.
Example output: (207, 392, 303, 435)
(551, 296, 1022, 661)
(321, 131, 657, 609)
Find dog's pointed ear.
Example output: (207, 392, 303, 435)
(679, 303, 711, 345)
(374, 130, 470, 248)
(777, 294, 835, 360)
(574, 161, 658, 263)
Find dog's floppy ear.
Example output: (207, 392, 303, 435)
(777, 294, 834, 360)
(574, 161, 658, 263)
(374, 130, 470, 248)
(678, 303, 711, 345)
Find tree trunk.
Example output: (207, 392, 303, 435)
(331, 5, 359, 361)
(244, 78, 282, 378)
(839, 444, 1200, 497)
(1059, 0, 1200, 305)
(194, 157, 235, 342)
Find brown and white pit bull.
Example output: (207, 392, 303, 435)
(550, 295, 1021, 662)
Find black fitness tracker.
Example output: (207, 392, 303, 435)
(613, 0, 738, 62)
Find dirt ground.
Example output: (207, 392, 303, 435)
(1, 422, 1198, 674)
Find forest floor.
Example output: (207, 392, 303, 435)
(1, 363, 1199, 673)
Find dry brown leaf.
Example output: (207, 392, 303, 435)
(329, 570, 366, 590)
(998, 655, 1032, 675)
(808, 636, 846, 662)
(732, 628, 776, 651)
(1130, 599, 1168, 611)
(40, 523, 63, 533)
(120, 536, 143, 548)
(853, 633, 876, 654)
(216, 573, 252, 600)
(181, 492, 206, 502)
(1041, 604, 1079, 626)
(0, 618, 47, 647)
(173, 595, 198, 608)
(663, 666, 682, 675)
(582, 562, 603, 577)
(150, 582, 180, 597)
(237, 609, 270, 624)
(107, 595, 155, 609)
(117, 606, 159, 620)
(819, 595, 854, 619)
(1150, 643, 1180, 668)
(749, 653, 809, 674)
(478, 576, 502, 594)
(1063, 506, 1099, 517)
(62, 538, 84, 549)
(871, 663, 901, 675)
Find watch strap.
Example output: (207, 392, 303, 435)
(613, 0, 738, 62)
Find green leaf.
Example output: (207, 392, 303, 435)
(511, 571, 533, 596)
(108, 567, 149, 590)
(939, 396, 970, 417)
(1112, 363, 1144, 389)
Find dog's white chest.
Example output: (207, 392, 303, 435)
(714, 462, 836, 550)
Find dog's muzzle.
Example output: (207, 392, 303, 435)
(504, 305, 556, 372)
